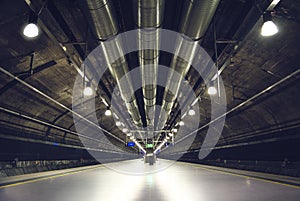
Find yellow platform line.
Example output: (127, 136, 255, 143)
(189, 163, 300, 189)
(0, 165, 103, 189)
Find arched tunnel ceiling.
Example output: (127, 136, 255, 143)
(0, 0, 299, 155)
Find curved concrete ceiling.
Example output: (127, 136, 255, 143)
(0, 0, 299, 155)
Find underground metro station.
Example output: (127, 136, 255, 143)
(0, 0, 299, 200)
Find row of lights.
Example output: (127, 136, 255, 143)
(21, 7, 279, 155)
(23, 10, 278, 40)
(82, 84, 116, 118)
(90, 8, 278, 134)
(165, 7, 280, 151)
(169, 85, 214, 133)
(22, 8, 277, 135)
(171, 85, 215, 128)
(23, 12, 131, 140)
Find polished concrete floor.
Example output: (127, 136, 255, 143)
(0, 159, 299, 201)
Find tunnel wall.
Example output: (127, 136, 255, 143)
(0, 159, 98, 177)
(0, 138, 136, 177)
(176, 137, 300, 178)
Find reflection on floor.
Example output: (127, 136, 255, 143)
(0, 159, 299, 201)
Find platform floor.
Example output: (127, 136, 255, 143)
(0, 159, 299, 201)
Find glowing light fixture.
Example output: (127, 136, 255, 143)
(172, 128, 178, 133)
(115, 121, 122, 127)
(23, 11, 39, 38)
(261, 12, 278, 37)
(179, 121, 184, 126)
(83, 83, 93, 96)
(122, 128, 129, 133)
(105, 108, 112, 116)
(62, 45, 67, 52)
(207, 86, 217, 95)
(188, 109, 195, 116)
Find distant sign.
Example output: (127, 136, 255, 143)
(146, 144, 153, 148)
(127, 142, 135, 147)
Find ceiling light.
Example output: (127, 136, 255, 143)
(172, 128, 178, 133)
(188, 109, 195, 116)
(261, 21, 278, 37)
(115, 121, 122, 127)
(179, 121, 184, 126)
(62, 45, 67, 52)
(261, 12, 278, 37)
(83, 85, 93, 96)
(207, 86, 217, 95)
(23, 11, 39, 38)
(24, 23, 39, 38)
(126, 133, 132, 136)
(122, 128, 129, 133)
(105, 108, 112, 116)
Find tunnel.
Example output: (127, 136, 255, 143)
(0, 0, 299, 200)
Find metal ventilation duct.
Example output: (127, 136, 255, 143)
(179, 0, 220, 40)
(157, 0, 220, 130)
(135, 0, 165, 28)
(86, 0, 118, 40)
(135, 0, 165, 127)
(85, 0, 143, 126)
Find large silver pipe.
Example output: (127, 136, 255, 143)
(135, 0, 164, 28)
(179, 0, 220, 40)
(135, 0, 165, 128)
(85, 0, 143, 126)
(138, 29, 160, 127)
(85, 0, 118, 40)
(157, 0, 220, 130)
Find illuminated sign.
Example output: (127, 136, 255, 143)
(127, 142, 135, 147)
(146, 144, 153, 148)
